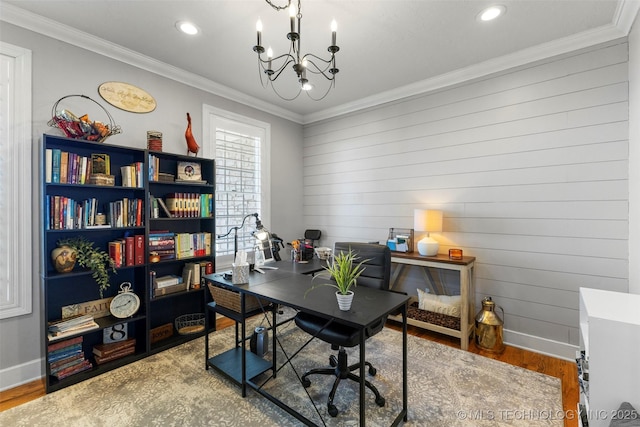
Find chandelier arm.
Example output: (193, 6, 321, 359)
(271, 83, 303, 101)
(303, 58, 336, 81)
(269, 60, 296, 81)
(305, 78, 335, 101)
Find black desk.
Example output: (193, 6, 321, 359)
(204, 261, 409, 427)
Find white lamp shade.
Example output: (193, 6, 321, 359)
(413, 209, 443, 232)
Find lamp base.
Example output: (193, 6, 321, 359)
(417, 237, 439, 256)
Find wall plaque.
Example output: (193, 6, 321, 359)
(98, 81, 156, 113)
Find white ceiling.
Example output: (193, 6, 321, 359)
(2, 1, 638, 123)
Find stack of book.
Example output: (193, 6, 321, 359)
(108, 235, 145, 267)
(148, 231, 175, 261)
(93, 338, 136, 365)
(48, 314, 99, 341)
(48, 336, 92, 380)
(152, 274, 186, 297)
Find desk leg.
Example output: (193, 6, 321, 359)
(403, 303, 408, 422)
(359, 329, 366, 427)
(241, 294, 247, 398)
(460, 266, 470, 351)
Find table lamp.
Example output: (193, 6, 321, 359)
(414, 209, 443, 256)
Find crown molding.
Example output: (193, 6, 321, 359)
(303, 1, 639, 124)
(2, 2, 638, 126)
(0, 4, 304, 124)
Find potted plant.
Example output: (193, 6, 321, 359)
(54, 237, 116, 298)
(305, 248, 369, 311)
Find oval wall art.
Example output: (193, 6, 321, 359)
(98, 81, 157, 113)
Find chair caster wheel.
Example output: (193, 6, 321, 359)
(376, 396, 385, 407)
(369, 366, 377, 376)
(302, 378, 311, 388)
(328, 404, 339, 417)
(329, 355, 337, 367)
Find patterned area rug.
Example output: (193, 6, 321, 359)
(0, 311, 563, 426)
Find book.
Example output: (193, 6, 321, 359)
(47, 335, 83, 352)
(125, 236, 135, 266)
(134, 235, 145, 265)
(52, 149, 61, 183)
(52, 359, 92, 379)
(91, 153, 110, 175)
(181, 267, 192, 291)
(154, 274, 183, 289)
(45, 148, 53, 183)
(94, 346, 135, 365)
(153, 282, 187, 297)
(60, 151, 69, 183)
(157, 198, 172, 218)
(93, 338, 136, 357)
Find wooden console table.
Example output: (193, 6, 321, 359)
(388, 252, 476, 350)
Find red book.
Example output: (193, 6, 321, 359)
(108, 241, 122, 268)
(134, 235, 144, 265)
(125, 236, 135, 266)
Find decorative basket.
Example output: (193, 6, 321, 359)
(175, 313, 205, 335)
(207, 283, 270, 313)
(48, 94, 122, 143)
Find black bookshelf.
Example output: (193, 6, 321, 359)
(41, 134, 215, 392)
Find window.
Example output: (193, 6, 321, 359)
(202, 105, 270, 267)
(0, 42, 32, 318)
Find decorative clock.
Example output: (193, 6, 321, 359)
(109, 282, 141, 319)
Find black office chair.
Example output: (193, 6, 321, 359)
(294, 242, 391, 417)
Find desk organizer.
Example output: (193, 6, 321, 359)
(387, 228, 414, 253)
(207, 283, 269, 313)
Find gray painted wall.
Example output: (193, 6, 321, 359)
(302, 40, 631, 359)
(0, 22, 303, 389)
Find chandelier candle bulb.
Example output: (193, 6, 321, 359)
(256, 19, 262, 46)
(331, 19, 337, 46)
(267, 47, 273, 70)
(289, 4, 296, 33)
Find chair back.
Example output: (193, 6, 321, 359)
(333, 242, 391, 291)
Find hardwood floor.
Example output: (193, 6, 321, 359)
(1, 317, 579, 427)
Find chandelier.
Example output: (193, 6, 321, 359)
(253, 0, 339, 101)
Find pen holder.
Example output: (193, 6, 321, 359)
(232, 264, 250, 285)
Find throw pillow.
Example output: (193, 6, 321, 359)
(417, 289, 461, 317)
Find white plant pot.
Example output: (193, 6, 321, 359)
(336, 290, 354, 311)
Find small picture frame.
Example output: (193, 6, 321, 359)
(104, 323, 128, 343)
(177, 161, 202, 181)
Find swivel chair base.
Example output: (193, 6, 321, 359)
(301, 347, 385, 417)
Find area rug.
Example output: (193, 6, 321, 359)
(0, 311, 563, 426)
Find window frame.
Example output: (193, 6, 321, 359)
(0, 42, 33, 319)
(202, 105, 271, 270)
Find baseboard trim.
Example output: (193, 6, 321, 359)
(0, 358, 42, 392)
(504, 329, 578, 361)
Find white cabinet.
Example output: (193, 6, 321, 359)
(578, 288, 640, 427)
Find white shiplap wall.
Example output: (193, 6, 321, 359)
(302, 41, 629, 359)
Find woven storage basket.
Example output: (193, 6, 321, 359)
(48, 94, 122, 142)
(175, 313, 205, 335)
(207, 283, 269, 312)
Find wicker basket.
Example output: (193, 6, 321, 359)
(48, 94, 122, 142)
(175, 313, 205, 335)
(207, 283, 269, 313)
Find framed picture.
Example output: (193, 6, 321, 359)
(104, 323, 128, 343)
(176, 161, 202, 181)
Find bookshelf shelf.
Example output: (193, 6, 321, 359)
(41, 134, 215, 392)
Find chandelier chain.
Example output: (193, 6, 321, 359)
(265, 0, 291, 11)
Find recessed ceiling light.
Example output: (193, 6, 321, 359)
(478, 5, 506, 22)
(176, 21, 199, 35)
